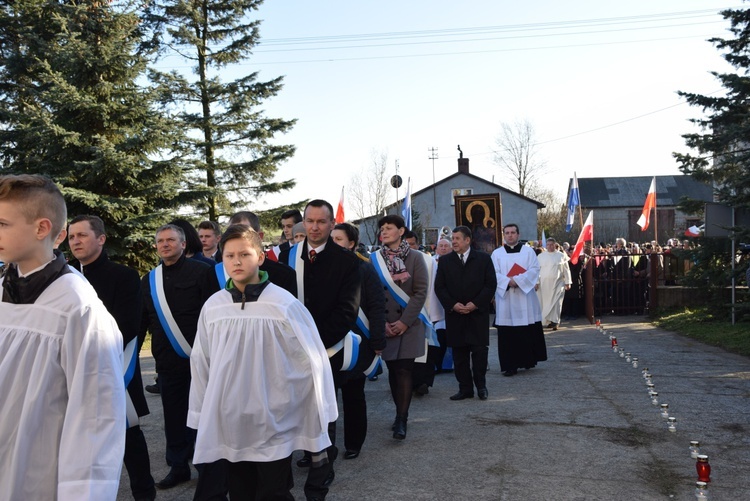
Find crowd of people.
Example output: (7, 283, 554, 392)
(9, 173, 677, 501)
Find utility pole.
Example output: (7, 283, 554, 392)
(428, 147, 438, 210)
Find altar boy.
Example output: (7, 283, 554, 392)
(0, 174, 125, 499)
(188, 224, 337, 499)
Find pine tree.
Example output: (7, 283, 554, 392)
(674, 5, 750, 234)
(147, 0, 296, 221)
(0, 0, 185, 272)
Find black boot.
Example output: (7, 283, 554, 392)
(392, 416, 407, 440)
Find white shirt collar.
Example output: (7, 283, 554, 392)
(18, 256, 56, 278)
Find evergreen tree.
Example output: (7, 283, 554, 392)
(0, 0, 184, 272)
(674, 4, 750, 314)
(147, 0, 296, 221)
(674, 4, 750, 236)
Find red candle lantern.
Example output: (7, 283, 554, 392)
(696, 455, 711, 483)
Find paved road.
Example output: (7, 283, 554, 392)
(118, 316, 750, 500)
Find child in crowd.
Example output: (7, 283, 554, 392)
(188, 224, 337, 499)
(0, 174, 125, 499)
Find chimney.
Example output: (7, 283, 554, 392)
(458, 157, 469, 174)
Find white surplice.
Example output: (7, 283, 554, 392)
(188, 283, 338, 464)
(536, 250, 572, 324)
(491, 245, 542, 326)
(0, 273, 126, 501)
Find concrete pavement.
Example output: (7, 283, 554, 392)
(118, 316, 750, 500)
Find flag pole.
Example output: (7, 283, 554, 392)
(653, 180, 658, 245)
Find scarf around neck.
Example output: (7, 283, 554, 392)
(380, 240, 411, 284)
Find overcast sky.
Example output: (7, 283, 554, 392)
(159, 1, 742, 219)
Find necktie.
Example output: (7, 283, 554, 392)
(309, 249, 317, 263)
(459, 253, 464, 265)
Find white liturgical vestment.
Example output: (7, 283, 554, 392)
(188, 283, 338, 463)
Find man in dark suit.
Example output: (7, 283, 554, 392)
(435, 226, 497, 401)
(140, 224, 220, 491)
(68, 215, 156, 501)
(294, 199, 361, 501)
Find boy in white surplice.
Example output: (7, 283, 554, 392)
(0, 174, 126, 500)
(188, 224, 337, 499)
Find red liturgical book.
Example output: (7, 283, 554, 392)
(506, 263, 527, 277)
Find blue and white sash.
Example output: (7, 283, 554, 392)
(326, 332, 361, 371)
(372, 252, 439, 347)
(215, 262, 228, 289)
(149, 265, 191, 358)
(123, 337, 139, 428)
(354, 307, 382, 378)
(287, 242, 305, 301)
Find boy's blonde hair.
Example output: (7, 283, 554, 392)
(220, 224, 264, 257)
(0, 174, 67, 237)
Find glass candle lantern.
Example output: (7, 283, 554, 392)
(650, 391, 659, 405)
(695, 481, 708, 500)
(625, 353, 632, 362)
(668, 416, 677, 432)
(596, 319, 601, 327)
(632, 357, 639, 368)
(690, 441, 701, 459)
(696, 455, 711, 483)
(611, 336, 617, 348)
(619, 348, 625, 358)
(642, 369, 650, 379)
(646, 382, 655, 394)
(660, 403, 669, 418)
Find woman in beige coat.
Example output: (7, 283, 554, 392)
(373, 214, 428, 440)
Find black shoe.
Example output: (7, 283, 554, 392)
(322, 469, 335, 488)
(391, 415, 399, 431)
(502, 369, 517, 377)
(449, 391, 474, 400)
(344, 450, 360, 460)
(368, 375, 379, 381)
(546, 322, 555, 329)
(145, 383, 160, 394)
(296, 455, 312, 468)
(392, 417, 407, 440)
(155, 468, 190, 489)
(414, 383, 429, 396)
(478, 388, 489, 400)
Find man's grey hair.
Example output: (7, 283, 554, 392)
(155, 224, 185, 243)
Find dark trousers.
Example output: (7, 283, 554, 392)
(195, 458, 293, 501)
(193, 461, 229, 501)
(436, 328, 451, 371)
(452, 344, 488, 394)
(123, 425, 155, 499)
(304, 420, 338, 500)
(158, 371, 194, 469)
(340, 375, 367, 453)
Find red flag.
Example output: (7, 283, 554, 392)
(636, 177, 656, 231)
(335, 186, 345, 224)
(571, 210, 593, 265)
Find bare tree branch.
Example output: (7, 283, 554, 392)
(493, 119, 547, 196)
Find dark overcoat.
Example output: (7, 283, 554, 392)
(434, 249, 497, 347)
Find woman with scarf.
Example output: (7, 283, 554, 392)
(372, 215, 428, 440)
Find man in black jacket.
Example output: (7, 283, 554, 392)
(294, 200, 361, 501)
(435, 226, 497, 401)
(68, 215, 156, 501)
(140, 224, 219, 490)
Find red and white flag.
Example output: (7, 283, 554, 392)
(335, 186, 345, 224)
(636, 177, 656, 231)
(571, 210, 593, 265)
(685, 225, 701, 237)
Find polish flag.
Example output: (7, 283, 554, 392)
(335, 186, 345, 224)
(636, 177, 656, 231)
(685, 225, 701, 237)
(571, 210, 593, 265)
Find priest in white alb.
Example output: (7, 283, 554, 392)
(491, 223, 547, 377)
(536, 238, 572, 331)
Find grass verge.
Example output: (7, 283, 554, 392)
(652, 307, 750, 357)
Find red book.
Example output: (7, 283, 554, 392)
(507, 263, 527, 277)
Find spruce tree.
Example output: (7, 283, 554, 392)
(674, 4, 750, 314)
(0, 0, 184, 272)
(147, 0, 296, 221)
(674, 5, 750, 233)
